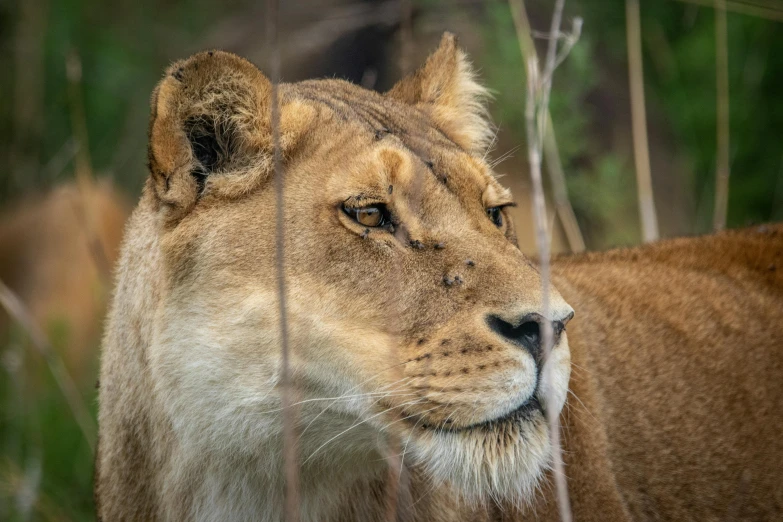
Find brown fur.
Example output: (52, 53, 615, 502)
(96, 36, 783, 521)
(501, 226, 783, 521)
(0, 181, 128, 378)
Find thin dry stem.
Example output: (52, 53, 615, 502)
(625, 0, 660, 242)
(65, 51, 112, 284)
(539, 0, 565, 127)
(388, 4, 415, 514)
(508, 1, 574, 520)
(65, 51, 92, 190)
(0, 279, 96, 452)
(384, 441, 402, 521)
(713, 0, 731, 231)
(508, 0, 585, 254)
(267, 1, 299, 520)
(544, 114, 585, 253)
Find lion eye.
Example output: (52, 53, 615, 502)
(487, 207, 503, 227)
(356, 208, 382, 227)
(344, 204, 389, 228)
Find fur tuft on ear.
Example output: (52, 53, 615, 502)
(147, 50, 316, 221)
(148, 51, 272, 218)
(386, 33, 493, 155)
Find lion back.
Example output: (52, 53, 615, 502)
(550, 224, 783, 520)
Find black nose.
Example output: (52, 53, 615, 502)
(486, 313, 567, 361)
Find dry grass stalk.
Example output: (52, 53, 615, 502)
(383, 443, 402, 521)
(389, 5, 417, 517)
(508, 0, 579, 520)
(625, 0, 660, 242)
(543, 113, 586, 252)
(65, 51, 93, 191)
(506, 0, 585, 254)
(713, 0, 731, 231)
(0, 279, 96, 452)
(65, 51, 112, 283)
(267, 1, 300, 520)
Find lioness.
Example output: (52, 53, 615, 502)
(95, 35, 783, 521)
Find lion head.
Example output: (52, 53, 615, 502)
(138, 34, 573, 511)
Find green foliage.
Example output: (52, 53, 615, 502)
(1, 324, 97, 522)
(1, 0, 252, 201)
(568, 155, 639, 248)
(640, 6, 783, 230)
(482, 2, 641, 248)
(481, 1, 783, 248)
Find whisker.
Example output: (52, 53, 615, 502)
(569, 362, 592, 375)
(362, 402, 448, 462)
(290, 388, 414, 409)
(296, 376, 413, 430)
(410, 477, 442, 509)
(303, 398, 428, 466)
(482, 124, 500, 163)
(566, 389, 599, 426)
(383, 402, 446, 432)
(490, 145, 521, 168)
(256, 374, 415, 416)
(297, 381, 415, 440)
(395, 387, 472, 483)
(254, 391, 414, 416)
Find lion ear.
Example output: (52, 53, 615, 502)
(386, 33, 493, 154)
(147, 51, 312, 220)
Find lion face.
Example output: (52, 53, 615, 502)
(146, 35, 573, 505)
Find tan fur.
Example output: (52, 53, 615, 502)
(96, 36, 783, 521)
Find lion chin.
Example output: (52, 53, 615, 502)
(407, 408, 551, 504)
(391, 336, 571, 507)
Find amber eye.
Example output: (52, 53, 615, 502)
(487, 207, 503, 227)
(343, 204, 390, 228)
(356, 207, 382, 227)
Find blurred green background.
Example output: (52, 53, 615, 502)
(1, 0, 781, 519)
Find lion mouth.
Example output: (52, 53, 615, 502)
(402, 396, 543, 434)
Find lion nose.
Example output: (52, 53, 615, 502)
(486, 311, 573, 360)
